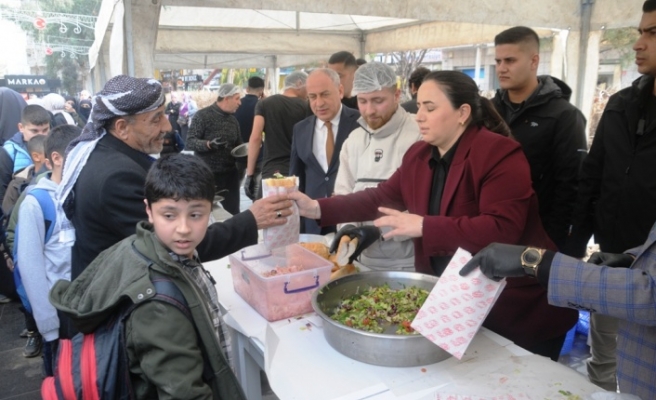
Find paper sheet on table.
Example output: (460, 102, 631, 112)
(411, 248, 506, 360)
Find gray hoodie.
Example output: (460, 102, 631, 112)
(16, 174, 73, 341)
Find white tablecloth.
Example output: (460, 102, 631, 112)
(205, 257, 605, 400)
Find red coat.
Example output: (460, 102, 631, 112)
(320, 126, 577, 349)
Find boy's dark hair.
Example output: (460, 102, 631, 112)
(21, 104, 51, 126)
(328, 51, 357, 68)
(644, 0, 656, 12)
(408, 67, 431, 90)
(247, 76, 265, 89)
(45, 125, 82, 162)
(356, 58, 367, 66)
(145, 153, 215, 206)
(27, 135, 47, 155)
(494, 26, 540, 52)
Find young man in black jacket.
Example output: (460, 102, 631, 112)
(492, 26, 587, 251)
(564, 0, 656, 391)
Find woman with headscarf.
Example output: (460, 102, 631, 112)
(41, 93, 76, 127)
(0, 87, 26, 302)
(77, 99, 92, 123)
(291, 70, 578, 361)
(64, 96, 86, 127)
(178, 92, 198, 143)
(0, 87, 27, 145)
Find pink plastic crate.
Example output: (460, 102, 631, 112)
(229, 243, 333, 321)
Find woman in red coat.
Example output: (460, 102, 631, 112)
(291, 71, 577, 360)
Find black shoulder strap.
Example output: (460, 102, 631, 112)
(150, 278, 192, 320)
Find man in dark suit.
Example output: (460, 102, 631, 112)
(290, 68, 360, 234)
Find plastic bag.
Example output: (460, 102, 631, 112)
(262, 176, 300, 249)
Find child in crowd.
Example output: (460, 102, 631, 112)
(3, 131, 51, 359)
(50, 154, 246, 399)
(2, 105, 50, 175)
(16, 125, 79, 374)
(1, 134, 47, 215)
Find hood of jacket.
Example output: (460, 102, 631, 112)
(49, 221, 185, 332)
(7, 131, 26, 147)
(32, 172, 57, 192)
(493, 75, 573, 124)
(494, 75, 572, 106)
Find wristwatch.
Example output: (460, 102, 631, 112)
(520, 247, 545, 277)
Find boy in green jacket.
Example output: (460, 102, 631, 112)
(50, 153, 246, 400)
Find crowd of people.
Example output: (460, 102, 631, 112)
(1, 1, 656, 398)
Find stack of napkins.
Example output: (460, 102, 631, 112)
(411, 248, 506, 359)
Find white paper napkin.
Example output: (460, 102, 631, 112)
(411, 248, 506, 359)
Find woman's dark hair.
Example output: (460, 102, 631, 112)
(145, 153, 215, 206)
(644, 0, 656, 12)
(422, 71, 511, 137)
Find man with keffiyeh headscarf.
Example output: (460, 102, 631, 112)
(58, 75, 294, 295)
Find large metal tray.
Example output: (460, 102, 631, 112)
(312, 270, 452, 367)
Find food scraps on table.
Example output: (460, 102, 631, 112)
(330, 284, 429, 335)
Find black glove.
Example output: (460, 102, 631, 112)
(330, 224, 381, 264)
(459, 243, 527, 281)
(209, 137, 226, 150)
(588, 252, 634, 268)
(244, 175, 256, 201)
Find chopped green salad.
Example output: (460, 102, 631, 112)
(330, 284, 429, 335)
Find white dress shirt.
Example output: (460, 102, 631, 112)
(312, 105, 342, 172)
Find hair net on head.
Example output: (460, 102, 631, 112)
(283, 71, 308, 90)
(352, 62, 397, 96)
(218, 84, 241, 98)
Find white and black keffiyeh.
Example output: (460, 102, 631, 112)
(58, 75, 165, 218)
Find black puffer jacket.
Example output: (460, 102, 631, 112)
(185, 103, 242, 173)
(565, 75, 656, 256)
(493, 76, 587, 250)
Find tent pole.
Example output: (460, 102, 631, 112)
(124, 0, 135, 76)
(575, 0, 594, 108)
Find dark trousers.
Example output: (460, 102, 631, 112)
(214, 169, 241, 215)
(525, 333, 567, 362)
(43, 340, 59, 376)
(180, 124, 189, 144)
(20, 305, 37, 332)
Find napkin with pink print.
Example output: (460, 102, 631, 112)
(411, 248, 506, 360)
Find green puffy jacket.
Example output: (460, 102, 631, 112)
(50, 221, 246, 400)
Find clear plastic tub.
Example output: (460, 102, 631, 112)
(229, 243, 333, 321)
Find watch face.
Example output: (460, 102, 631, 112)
(522, 248, 541, 265)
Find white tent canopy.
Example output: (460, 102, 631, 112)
(89, 0, 645, 118)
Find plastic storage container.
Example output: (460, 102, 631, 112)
(229, 243, 333, 321)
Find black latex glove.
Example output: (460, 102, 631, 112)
(588, 252, 634, 268)
(209, 137, 226, 150)
(244, 175, 256, 201)
(459, 243, 526, 281)
(330, 224, 381, 264)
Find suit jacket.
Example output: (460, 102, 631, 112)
(70, 134, 258, 279)
(549, 226, 656, 399)
(290, 106, 360, 234)
(319, 125, 577, 349)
